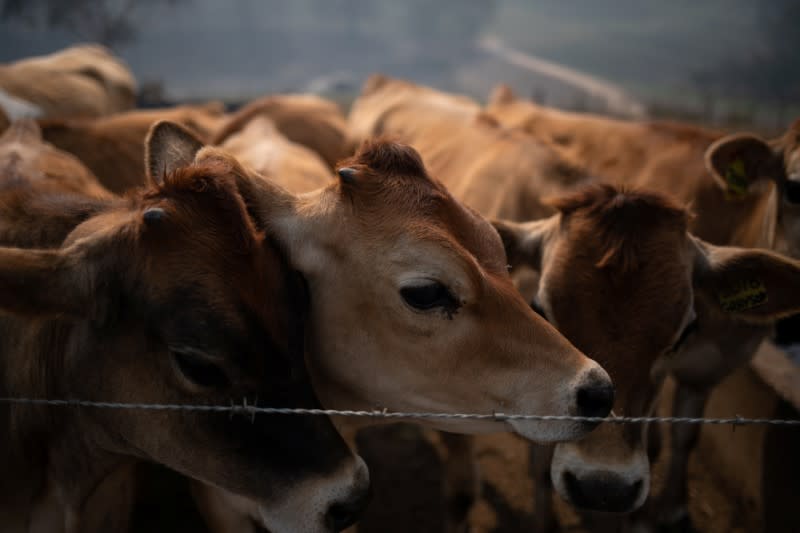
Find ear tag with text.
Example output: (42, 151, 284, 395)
(717, 278, 767, 312)
(724, 158, 749, 199)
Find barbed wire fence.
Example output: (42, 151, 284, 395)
(1, 397, 798, 427)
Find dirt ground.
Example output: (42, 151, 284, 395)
(352, 366, 796, 533)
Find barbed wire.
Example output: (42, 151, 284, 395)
(0, 397, 798, 427)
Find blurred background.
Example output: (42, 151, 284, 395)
(1, 0, 798, 131)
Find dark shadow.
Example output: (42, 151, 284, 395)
(130, 462, 209, 533)
(482, 480, 537, 533)
(356, 423, 446, 533)
(762, 399, 800, 533)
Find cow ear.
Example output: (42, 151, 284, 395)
(145, 120, 204, 186)
(692, 237, 800, 323)
(0, 244, 109, 320)
(488, 84, 516, 106)
(492, 218, 553, 272)
(705, 134, 776, 199)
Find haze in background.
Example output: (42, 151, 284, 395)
(1, 0, 796, 129)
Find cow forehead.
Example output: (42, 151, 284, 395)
(542, 221, 693, 357)
(376, 188, 509, 276)
(340, 146, 509, 274)
(142, 236, 291, 351)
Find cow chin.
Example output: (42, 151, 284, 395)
(508, 418, 597, 443)
(194, 457, 370, 533)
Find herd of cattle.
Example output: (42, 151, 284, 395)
(0, 44, 797, 533)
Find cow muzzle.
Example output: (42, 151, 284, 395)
(551, 441, 649, 513)
(509, 363, 614, 443)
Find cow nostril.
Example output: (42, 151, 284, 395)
(325, 485, 371, 532)
(562, 470, 645, 512)
(631, 479, 643, 498)
(576, 380, 614, 419)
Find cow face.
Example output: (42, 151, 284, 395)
(496, 184, 800, 513)
(235, 139, 613, 443)
(705, 120, 800, 258)
(0, 122, 369, 533)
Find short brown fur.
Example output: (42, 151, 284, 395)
(39, 104, 227, 194)
(213, 94, 350, 168)
(548, 184, 689, 272)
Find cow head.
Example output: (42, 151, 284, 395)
(0, 121, 369, 533)
(495, 184, 800, 512)
(227, 137, 613, 442)
(0, 118, 110, 198)
(705, 119, 800, 258)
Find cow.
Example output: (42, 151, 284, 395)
(347, 76, 800, 532)
(0, 44, 136, 120)
(38, 103, 227, 194)
(213, 93, 351, 168)
(486, 85, 800, 529)
(12, 115, 616, 531)
(5, 113, 616, 531)
(198, 127, 614, 436)
(0, 119, 375, 533)
(215, 113, 334, 193)
(147, 117, 614, 529)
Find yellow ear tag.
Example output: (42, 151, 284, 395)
(724, 158, 749, 199)
(717, 279, 767, 312)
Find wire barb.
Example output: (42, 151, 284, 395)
(0, 397, 797, 427)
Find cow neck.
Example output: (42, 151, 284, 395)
(0, 318, 129, 522)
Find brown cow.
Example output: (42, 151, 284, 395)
(0, 121, 370, 533)
(175, 125, 615, 529)
(191, 131, 614, 441)
(214, 93, 350, 168)
(216, 114, 334, 193)
(38, 103, 227, 194)
(5, 116, 615, 531)
(496, 186, 800, 531)
(348, 77, 800, 531)
(0, 44, 136, 120)
(487, 85, 800, 529)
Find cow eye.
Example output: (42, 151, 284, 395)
(670, 319, 698, 353)
(400, 282, 459, 312)
(171, 349, 230, 389)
